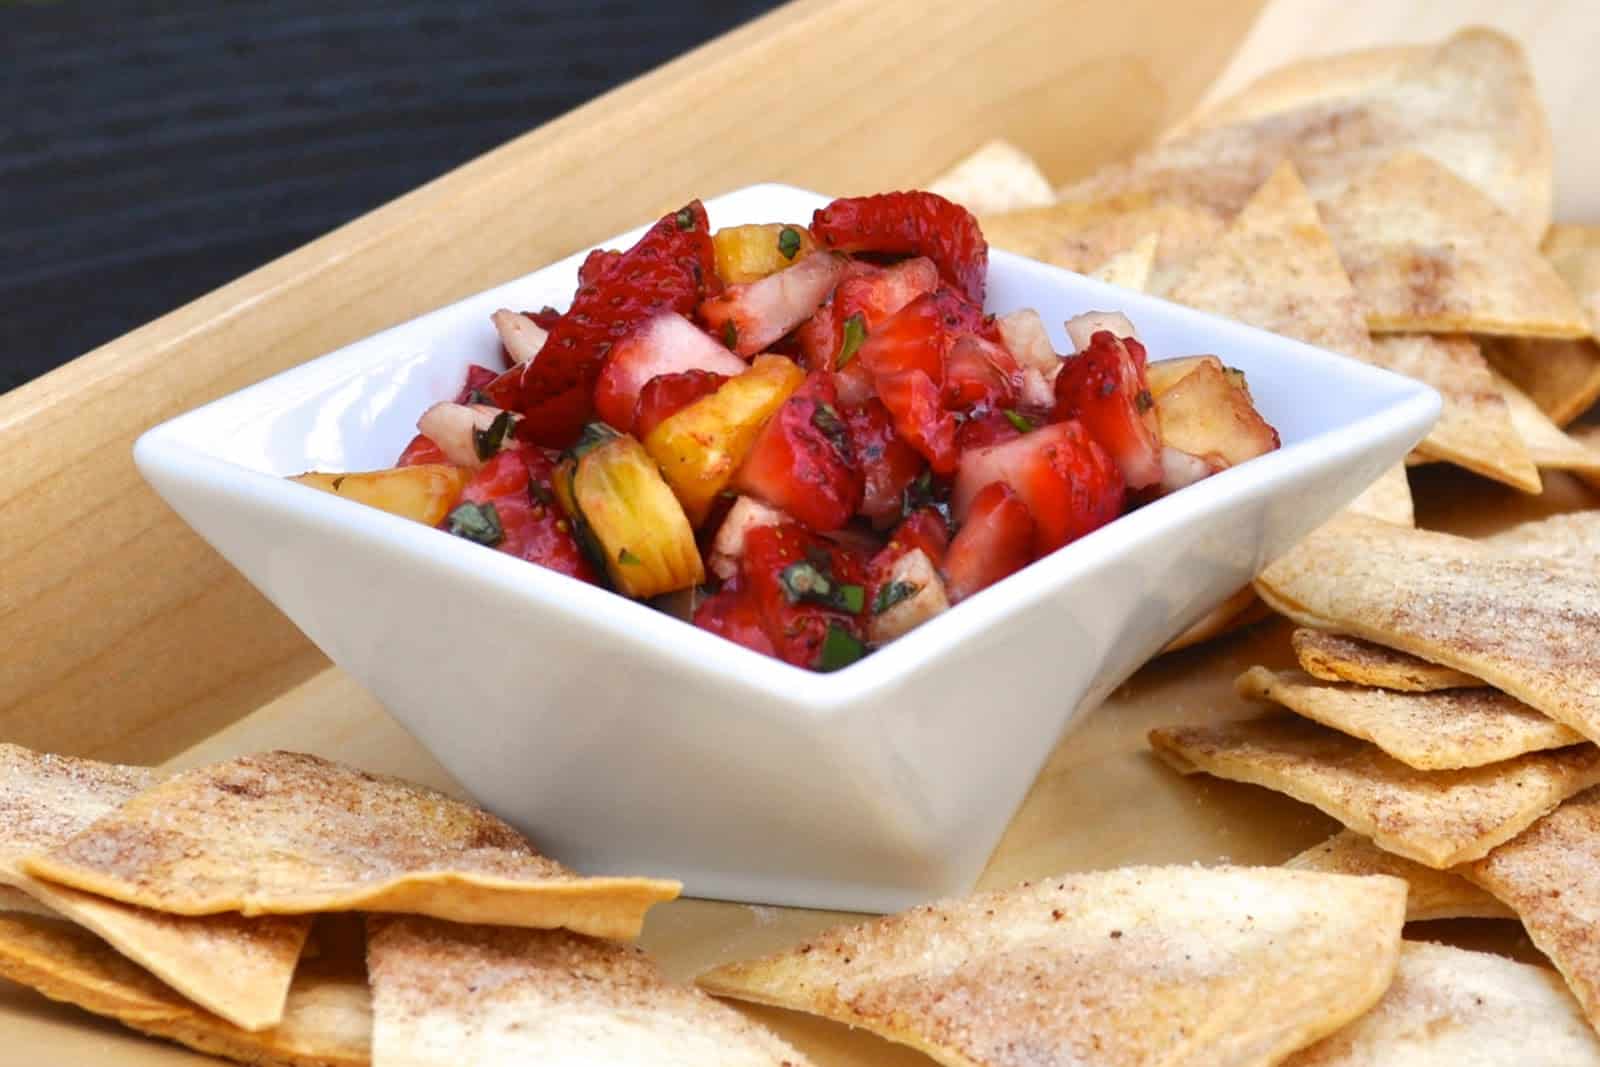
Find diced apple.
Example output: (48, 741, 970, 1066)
(867, 549, 949, 644)
(492, 308, 548, 365)
(592, 312, 747, 432)
(292, 464, 466, 526)
(416, 402, 518, 468)
(707, 496, 789, 581)
(1153, 359, 1280, 469)
(1065, 310, 1138, 353)
(699, 252, 849, 357)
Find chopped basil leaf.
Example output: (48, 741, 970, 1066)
(565, 422, 619, 462)
(722, 320, 738, 350)
(674, 206, 695, 231)
(1002, 409, 1035, 433)
(779, 560, 864, 614)
(446, 501, 504, 547)
(817, 624, 866, 672)
(472, 410, 517, 461)
(465, 389, 491, 405)
(810, 402, 852, 457)
(837, 583, 865, 615)
(618, 547, 642, 566)
(835, 313, 867, 368)
(777, 226, 802, 260)
(902, 469, 936, 517)
(873, 580, 919, 615)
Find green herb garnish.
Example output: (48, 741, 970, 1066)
(777, 226, 802, 260)
(810, 402, 852, 457)
(817, 624, 866, 672)
(472, 410, 517, 461)
(873, 580, 919, 615)
(721, 320, 738, 350)
(1002, 409, 1035, 433)
(618, 547, 642, 566)
(674, 206, 696, 231)
(1134, 388, 1154, 413)
(446, 501, 504, 547)
(779, 560, 865, 614)
(902, 469, 935, 516)
(564, 422, 619, 462)
(835, 313, 867, 368)
(465, 389, 491, 405)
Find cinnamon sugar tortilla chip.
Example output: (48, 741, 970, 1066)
(699, 866, 1404, 1067)
(0, 910, 370, 1066)
(0, 744, 309, 1031)
(1493, 369, 1600, 475)
(1291, 629, 1478, 692)
(1254, 513, 1600, 743)
(1346, 464, 1414, 527)
(24, 751, 678, 939)
(1149, 715, 1600, 868)
(1465, 787, 1600, 1035)
(0, 884, 56, 917)
(1321, 152, 1584, 338)
(925, 140, 1055, 215)
(1483, 337, 1600, 428)
(1368, 334, 1539, 491)
(1547, 224, 1600, 330)
(1087, 231, 1157, 292)
(367, 915, 807, 1067)
(1236, 667, 1581, 770)
(1284, 940, 1600, 1065)
(1060, 29, 1552, 240)
(1163, 586, 1269, 654)
(1285, 831, 1511, 922)
(1483, 511, 1600, 571)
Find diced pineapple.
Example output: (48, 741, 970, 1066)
(712, 223, 817, 285)
(642, 354, 806, 526)
(554, 428, 703, 598)
(292, 464, 466, 525)
(1153, 358, 1280, 468)
(1146, 355, 1216, 398)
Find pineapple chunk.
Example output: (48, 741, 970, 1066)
(292, 464, 466, 525)
(712, 223, 817, 285)
(643, 354, 806, 526)
(1153, 358, 1280, 468)
(555, 429, 703, 598)
(1146, 355, 1214, 398)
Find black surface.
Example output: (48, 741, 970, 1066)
(1, 0, 781, 393)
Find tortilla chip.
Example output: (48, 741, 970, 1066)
(1321, 152, 1584, 338)
(1086, 231, 1157, 291)
(367, 915, 806, 1066)
(699, 865, 1404, 1067)
(925, 139, 1054, 215)
(0, 911, 370, 1066)
(1494, 369, 1600, 475)
(1162, 585, 1269, 654)
(1369, 335, 1540, 491)
(0, 884, 57, 918)
(1291, 629, 1478, 692)
(1465, 786, 1600, 1035)
(1546, 224, 1600, 329)
(1237, 667, 1581, 770)
(1347, 464, 1414, 527)
(0, 744, 309, 1031)
(1254, 513, 1600, 743)
(24, 751, 678, 939)
(1483, 337, 1600, 428)
(1285, 831, 1512, 922)
(1483, 511, 1600, 571)
(1149, 715, 1600, 867)
(1284, 940, 1600, 1065)
(1060, 29, 1552, 241)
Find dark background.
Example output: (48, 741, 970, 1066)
(1, 0, 781, 393)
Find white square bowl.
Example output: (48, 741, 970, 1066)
(135, 183, 1439, 912)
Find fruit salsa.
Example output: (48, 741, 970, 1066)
(294, 191, 1280, 672)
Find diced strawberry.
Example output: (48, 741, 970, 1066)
(527, 306, 563, 331)
(841, 399, 925, 527)
(452, 364, 502, 404)
(796, 258, 941, 372)
(489, 202, 718, 447)
(872, 369, 958, 476)
(698, 252, 848, 358)
(693, 578, 776, 658)
(955, 408, 1025, 452)
(855, 291, 968, 474)
(396, 433, 449, 467)
(451, 450, 597, 583)
(578, 248, 622, 287)
(943, 334, 1023, 412)
(633, 369, 730, 440)
(1053, 330, 1162, 490)
(812, 191, 988, 305)
(944, 482, 1035, 602)
(733, 373, 864, 531)
(740, 523, 867, 669)
(592, 312, 747, 432)
(953, 420, 1124, 555)
(875, 507, 950, 572)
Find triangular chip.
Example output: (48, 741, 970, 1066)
(1086, 231, 1157, 291)
(1465, 786, 1600, 1035)
(1059, 29, 1552, 240)
(0, 884, 57, 918)
(925, 139, 1055, 215)
(1285, 831, 1511, 922)
(1291, 629, 1478, 692)
(1483, 338, 1600, 428)
(1284, 941, 1600, 1065)
(1149, 715, 1600, 867)
(1162, 585, 1269, 654)
(699, 866, 1404, 1067)
(367, 915, 807, 1066)
(1547, 224, 1600, 331)
(0, 910, 370, 1066)
(1484, 511, 1600, 571)
(1237, 667, 1581, 770)
(1321, 152, 1584, 337)
(0, 744, 310, 1031)
(1255, 513, 1600, 743)
(1346, 464, 1414, 527)
(24, 751, 678, 939)
(1494, 368, 1600, 475)
(1367, 334, 1539, 491)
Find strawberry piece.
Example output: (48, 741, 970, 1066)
(943, 334, 1023, 412)
(698, 251, 848, 358)
(488, 201, 718, 447)
(955, 408, 1025, 452)
(811, 191, 988, 305)
(693, 578, 776, 658)
(396, 433, 449, 467)
(634, 369, 730, 440)
(953, 420, 1124, 555)
(944, 482, 1035, 602)
(842, 399, 925, 526)
(527, 306, 563, 331)
(1053, 330, 1162, 491)
(855, 291, 968, 474)
(876, 507, 950, 571)
(733, 373, 864, 531)
(451, 450, 597, 583)
(796, 258, 940, 372)
(453, 364, 502, 404)
(578, 248, 622, 287)
(740, 523, 868, 669)
(591, 312, 747, 432)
